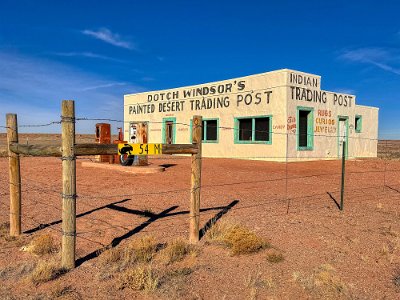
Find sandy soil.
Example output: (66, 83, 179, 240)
(0, 136, 399, 299)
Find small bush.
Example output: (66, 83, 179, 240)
(118, 265, 159, 292)
(293, 264, 349, 298)
(207, 221, 269, 255)
(26, 234, 58, 256)
(127, 236, 158, 263)
(266, 252, 284, 263)
(393, 268, 400, 289)
(244, 270, 267, 300)
(29, 259, 66, 284)
(98, 247, 125, 267)
(160, 239, 197, 264)
(0, 222, 18, 242)
(97, 236, 159, 281)
(51, 284, 81, 299)
(0, 222, 9, 238)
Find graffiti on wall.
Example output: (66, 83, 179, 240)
(287, 116, 296, 134)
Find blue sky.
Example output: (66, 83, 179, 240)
(0, 0, 399, 137)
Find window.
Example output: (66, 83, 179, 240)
(297, 107, 314, 150)
(190, 118, 219, 143)
(355, 115, 362, 133)
(234, 116, 272, 144)
(202, 119, 218, 142)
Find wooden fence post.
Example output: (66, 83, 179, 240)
(137, 122, 148, 166)
(6, 114, 21, 236)
(61, 100, 76, 269)
(189, 115, 202, 243)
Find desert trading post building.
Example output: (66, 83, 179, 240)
(124, 69, 378, 161)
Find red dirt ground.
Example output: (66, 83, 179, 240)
(0, 153, 399, 299)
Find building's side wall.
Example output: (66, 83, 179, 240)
(285, 69, 378, 161)
(124, 70, 289, 161)
(286, 87, 357, 161)
(352, 105, 379, 158)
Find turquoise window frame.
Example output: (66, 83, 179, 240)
(189, 118, 219, 143)
(162, 117, 176, 144)
(355, 115, 362, 133)
(233, 115, 272, 144)
(296, 106, 314, 151)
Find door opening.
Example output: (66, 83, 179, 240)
(165, 121, 174, 144)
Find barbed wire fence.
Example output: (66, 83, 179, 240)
(0, 111, 399, 267)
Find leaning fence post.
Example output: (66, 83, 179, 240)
(61, 100, 76, 269)
(190, 115, 202, 243)
(340, 140, 346, 211)
(6, 114, 21, 236)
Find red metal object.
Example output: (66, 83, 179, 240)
(95, 123, 112, 163)
(113, 127, 127, 164)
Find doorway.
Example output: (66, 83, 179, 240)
(337, 116, 348, 157)
(163, 117, 176, 144)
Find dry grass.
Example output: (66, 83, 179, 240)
(266, 252, 284, 263)
(25, 234, 58, 256)
(206, 220, 269, 255)
(98, 247, 125, 267)
(244, 269, 271, 300)
(118, 265, 159, 292)
(293, 264, 350, 299)
(50, 284, 82, 299)
(393, 268, 400, 290)
(0, 261, 36, 280)
(158, 267, 194, 298)
(97, 235, 159, 281)
(159, 239, 198, 265)
(0, 222, 18, 242)
(127, 235, 159, 263)
(29, 259, 66, 284)
(98, 236, 197, 296)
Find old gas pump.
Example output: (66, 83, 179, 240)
(95, 123, 112, 163)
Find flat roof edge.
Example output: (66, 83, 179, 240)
(355, 104, 379, 110)
(124, 69, 321, 97)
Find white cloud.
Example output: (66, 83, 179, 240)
(82, 28, 135, 50)
(339, 47, 400, 75)
(79, 82, 127, 91)
(0, 51, 143, 133)
(51, 51, 125, 62)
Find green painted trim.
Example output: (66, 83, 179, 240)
(203, 118, 219, 143)
(337, 115, 349, 158)
(189, 118, 219, 143)
(355, 115, 362, 133)
(162, 117, 176, 144)
(296, 106, 314, 151)
(233, 115, 272, 144)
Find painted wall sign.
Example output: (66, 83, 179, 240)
(287, 116, 296, 134)
(290, 87, 353, 107)
(128, 80, 273, 115)
(289, 72, 320, 88)
(315, 110, 336, 134)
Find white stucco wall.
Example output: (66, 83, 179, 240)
(124, 69, 379, 161)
